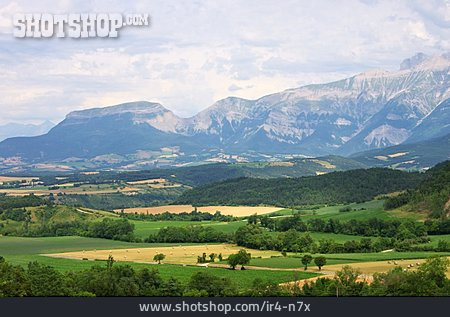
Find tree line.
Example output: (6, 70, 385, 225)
(0, 194, 44, 209)
(145, 225, 231, 243)
(260, 215, 428, 239)
(234, 225, 449, 254)
(0, 256, 448, 297)
(119, 209, 235, 222)
(176, 168, 426, 207)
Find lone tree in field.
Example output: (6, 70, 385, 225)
(153, 253, 166, 264)
(106, 254, 115, 270)
(314, 256, 327, 271)
(227, 249, 251, 270)
(301, 255, 313, 270)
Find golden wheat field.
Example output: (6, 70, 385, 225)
(323, 257, 450, 276)
(114, 205, 283, 217)
(45, 244, 281, 265)
(283, 257, 450, 287)
(127, 178, 167, 185)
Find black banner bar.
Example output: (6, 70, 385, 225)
(0, 297, 449, 317)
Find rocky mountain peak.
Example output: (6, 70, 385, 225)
(400, 52, 429, 70)
(65, 101, 169, 120)
(399, 52, 450, 71)
(0, 53, 448, 165)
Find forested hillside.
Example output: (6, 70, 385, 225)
(176, 168, 426, 207)
(385, 161, 450, 218)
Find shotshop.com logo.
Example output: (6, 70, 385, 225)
(13, 13, 149, 38)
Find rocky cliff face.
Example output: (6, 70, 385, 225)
(185, 53, 449, 155)
(0, 53, 448, 165)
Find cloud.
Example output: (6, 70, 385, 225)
(228, 84, 242, 92)
(0, 0, 448, 124)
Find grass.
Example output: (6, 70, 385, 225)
(422, 235, 450, 247)
(0, 236, 157, 255)
(0, 236, 317, 287)
(248, 256, 357, 268)
(300, 200, 392, 221)
(1, 254, 317, 287)
(154, 265, 318, 286)
(247, 251, 450, 269)
(132, 220, 246, 238)
(0, 235, 182, 271)
(269, 200, 423, 222)
(47, 243, 281, 265)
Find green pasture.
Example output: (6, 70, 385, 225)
(248, 251, 450, 269)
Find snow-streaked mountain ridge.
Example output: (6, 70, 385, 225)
(0, 52, 448, 164)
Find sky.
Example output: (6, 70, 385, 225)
(0, 0, 449, 124)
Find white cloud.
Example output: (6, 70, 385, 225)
(0, 0, 448, 124)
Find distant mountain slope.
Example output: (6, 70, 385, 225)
(0, 53, 448, 169)
(351, 133, 450, 170)
(0, 121, 54, 142)
(238, 155, 367, 178)
(188, 52, 449, 156)
(406, 98, 450, 143)
(176, 168, 426, 206)
(38, 155, 366, 187)
(0, 102, 201, 162)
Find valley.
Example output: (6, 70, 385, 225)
(1, 160, 449, 296)
(0, 52, 449, 297)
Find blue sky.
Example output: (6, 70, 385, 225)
(0, 0, 448, 124)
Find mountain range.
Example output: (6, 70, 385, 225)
(0, 52, 448, 171)
(0, 121, 54, 142)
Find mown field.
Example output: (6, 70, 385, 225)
(118, 205, 283, 217)
(46, 243, 282, 265)
(0, 236, 317, 287)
